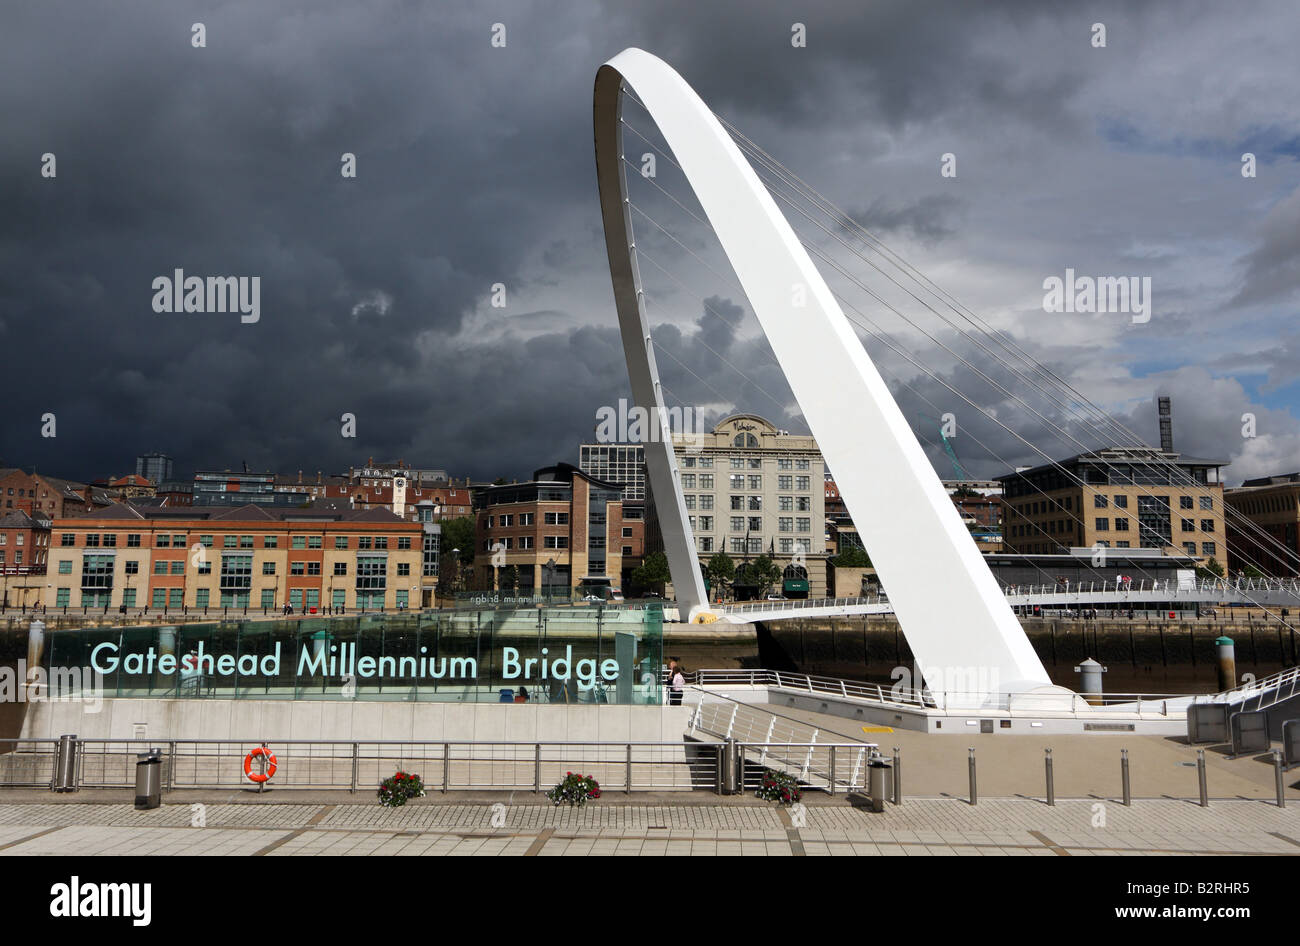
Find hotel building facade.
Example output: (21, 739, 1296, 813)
(1225, 473, 1300, 577)
(660, 413, 827, 597)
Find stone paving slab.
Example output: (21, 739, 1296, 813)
(0, 798, 1295, 855)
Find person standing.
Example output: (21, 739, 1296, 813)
(669, 663, 685, 706)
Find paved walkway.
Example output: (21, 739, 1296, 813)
(0, 797, 1296, 856)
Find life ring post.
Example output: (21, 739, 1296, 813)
(243, 744, 277, 791)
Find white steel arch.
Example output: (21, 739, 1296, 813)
(594, 48, 1052, 693)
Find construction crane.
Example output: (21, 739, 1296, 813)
(917, 413, 970, 480)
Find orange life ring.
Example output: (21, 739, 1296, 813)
(243, 747, 277, 783)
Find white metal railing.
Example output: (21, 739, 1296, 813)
(1192, 665, 1300, 711)
(686, 690, 874, 791)
(688, 668, 1193, 717)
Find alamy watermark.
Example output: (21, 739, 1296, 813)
(594, 398, 706, 450)
(1042, 268, 1151, 324)
(152, 269, 260, 323)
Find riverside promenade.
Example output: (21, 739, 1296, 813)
(0, 793, 1296, 856)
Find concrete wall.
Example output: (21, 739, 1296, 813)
(20, 698, 695, 745)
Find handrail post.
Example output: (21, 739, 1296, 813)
(167, 741, 175, 792)
(1274, 750, 1286, 808)
(443, 742, 450, 793)
(535, 743, 542, 793)
(829, 745, 836, 795)
(626, 743, 632, 795)
(350, 742, 358, 793)
(1121, 748, 1131, 806)
(1045, 748, 1054, 806)
(968, 747, 977, 805)
(1197, 749, 1208, 807)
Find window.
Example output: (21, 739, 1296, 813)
(683, 495, 696, 510)
(397, 562, 410, 576)
(749, 458, 761, 470)
(1199, 496, 1213, 510)
(779, 538, 793, 553)
(682, 456, 695, 468)
(698, 458, 713, 469)
(292, 536, 306, 549)
(121, 588, 136, 608)
(124, 560, 139, 574)
(223, 536, 237, 548)
(156, 534, 170, 548)
(499, 514, 512, 527)
(197, 561, 211, 575)
(797, 518, 811, 532)
(699, 495, 713, 510)
(307, 562, 321, 576)
(1200, 519, 1215, 532)
(779, 517, 793, 531)
(60, 533, 74, 547)
(358, 537, 373, 550)
(168, 589, 183, 608)
(395, 589, 409, 609)
(518, 536, 534, 549)
(622, 527, 633, 537)
(748, 517, 762, 531)
(748, 496, 761, 511)
(681, 474, 695, 489)
(1114, 495, 1128, 509)
(1095, 518, 1109, 530)
(796, 459, 810, 470)
(730, 496, 744, 511)
(1114, 518, 1129, 531)
(796, 497, 812, 512)
(1202, 542, 1216, 556)
(335, 536, 349, 549)
(196, 589, 210, 608)
(544, 512, 569, 525)
(102, 534, 117, 547)
(291, 562, 305, 576)
(1094, 494, 1108, 508)
(779, 475, 793, 490)
(85, 533, 100, 547)
(170, 561, 184, 575)
(1184, 542, 1197, 555)
(1116, 541, 1130, 548)
(263, 562, 276, 575)
(152, 589, 166, 609)
(699, 516, 712, 531)
(796, 476, 810, 491)
(334, 562, 347, 576)
(748, 475, 761, 490)
(57, 559, 72, 574)
(730, 457, 745, 469)
(56, 588, 70, 607)
(398, 536, 411, 550)
(153, 561, 168, 576)
(264, 535, 278, 548)
(544, 536, 568, 549)
(260, 589, 276, 610)
(373, 537, 387, 550)
(779, 496, 793, 512)
(519, 513, 534, 526)
(1180, 496, 1194, 510)
(731, 517, 744, 532)
(200, 535, 213, 547)
(729, 474, 744, 490)
(699, 474, 714, 489)
(699, 537, 713, 552)
(239, 535, 254, 549)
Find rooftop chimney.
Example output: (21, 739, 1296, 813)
(1157, 396, 1173, 452)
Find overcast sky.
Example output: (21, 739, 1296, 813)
(2, 0, 1298, 486)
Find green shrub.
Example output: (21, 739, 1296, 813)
(377, 770, 426, 807)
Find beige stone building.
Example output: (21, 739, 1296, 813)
(660, 413, 827, 597)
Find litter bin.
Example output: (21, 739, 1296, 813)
(134, 748, 163, 810)
(498, 688, 515, 703)
(720, 738, 739, 795)
(54, 734, 78, 793)
(867, 751, 892, 813)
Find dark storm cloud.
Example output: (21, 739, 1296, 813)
(1, 0, 1298, 486)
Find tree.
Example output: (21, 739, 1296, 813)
(952, 484, 979, 499)
(830, 546, 872, 568)
(498, 564, 518, 592)
(704, 551, 736, 597)
(439, 516, 475, 566)
(1197, 556, 1226, 579)
(631, 551, 671, 596)
(739, 553, 781, 596)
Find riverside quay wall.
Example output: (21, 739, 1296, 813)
(660, 616, 1298, 695)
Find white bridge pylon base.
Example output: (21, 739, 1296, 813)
(594, 48, 1052, 696)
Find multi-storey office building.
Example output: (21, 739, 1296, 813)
(46, 502, 424, 612)
(659, 413, 827, 597)
(579, 443, 646, 501)
(135, 453, 173, 486)
(473, 464, 636, 595)
(997, 447, 1227, 565)
(1225, 473, 1300, 576)
(0, 469, 116, 517)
